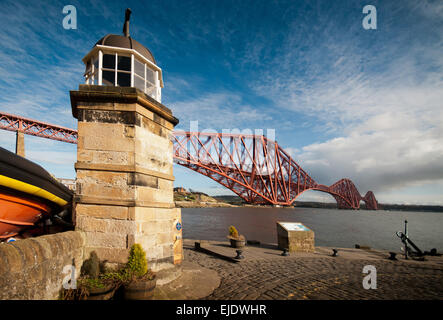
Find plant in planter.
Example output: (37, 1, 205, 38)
(59, 286, 89, 300)
(81, 252, 120, 300)
(121, 243, 156, 300)
(77, 276, 118, 300)
(227, 225, 246, 248)
(60, 245, 156, 300)
(60, 252, 119, 300)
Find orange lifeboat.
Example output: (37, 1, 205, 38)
(0, 147, 73, 240)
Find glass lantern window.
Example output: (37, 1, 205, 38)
(134, 74, 145, 91)
(134, 59, 144, 77)
(103, 54, 115, 69)
(145, 85, 156, 98)
(84, 51, 161, 102)
(102, 70, 115, 86)
(117, 56, 131, 71)
(146, 68, 155, 85)
(117, 72, 131, 86)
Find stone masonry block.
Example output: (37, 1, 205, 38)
(84, 232, 127, 248)
(157, 232, 174, 246)
(104, 219, 137, 235)
(140, 116, 169, 138)
(76, 170, 128, 186)
(157, 220, 175, 233)
(136, 186, 173, 204)
(78, 121, 125, 138)
(158, 178, 173, 191)
(78, 149, 133, 166)
(76, 216, 136, 235)
(124, 125, 135, 138)
(76, 183, 135, 201)
(78, 122, 135, 152)
(82, 134, 135, 152)
(128, 172, 158, 188)
(76, 215, 108, 232)
(75, 204, 129, 220)
(136, 221, 158, 235)
(0, 244, 24, 273)
(10, 239, 40, 266)
(85, 247, 130, 265)
(128, 206, 154, 221)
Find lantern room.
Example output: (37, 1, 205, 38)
(82, 9, 163, 103)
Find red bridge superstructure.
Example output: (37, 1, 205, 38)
(0, 111, 378, 209)
(172, 131, 378, 209)
(0, 112, 78, 144)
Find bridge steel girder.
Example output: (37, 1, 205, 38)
(0, 111, 78, 144)
(0, 112, 379, 209)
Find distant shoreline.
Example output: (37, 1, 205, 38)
(174, 191, 443, 212)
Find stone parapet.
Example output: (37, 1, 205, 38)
(0, 231, 85, 300)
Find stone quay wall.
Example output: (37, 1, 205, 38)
(0, 231, 85, 300)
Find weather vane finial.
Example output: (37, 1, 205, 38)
(123, 8, 132, 37)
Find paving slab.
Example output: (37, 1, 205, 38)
(152, 261, 220, 300)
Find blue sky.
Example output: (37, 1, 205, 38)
(0, 0, 442, 204)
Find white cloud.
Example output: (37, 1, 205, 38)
(245, 1, 443, 204)
(172, 92, 273, 130)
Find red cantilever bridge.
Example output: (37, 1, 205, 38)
(0, 111, 378, 209)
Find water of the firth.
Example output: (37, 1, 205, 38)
(182, 207, 443, 252)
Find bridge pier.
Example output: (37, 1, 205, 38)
(70, 85, 183, 274)
(15, 131, 25, 157)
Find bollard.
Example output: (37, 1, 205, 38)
(281, 248, 289, 256)
(235, 250, 244, 260)
(388, 252, 397, 260)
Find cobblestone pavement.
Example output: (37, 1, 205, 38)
(183, 241, 443, 300)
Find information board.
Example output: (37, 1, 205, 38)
(279, 222, 310, 232)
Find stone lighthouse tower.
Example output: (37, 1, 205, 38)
(70, 9, 183, 275)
